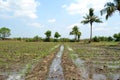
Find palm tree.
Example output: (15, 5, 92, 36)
(70, 26, 81, 42)
(81, 8, 102, 43)
(77, 31, 81, 41)
(101, 0, 120, 20)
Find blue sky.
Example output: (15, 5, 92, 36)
(0, 0, 120, 39)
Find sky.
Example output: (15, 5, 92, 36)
(0, 0, 120, 39)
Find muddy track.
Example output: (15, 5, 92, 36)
(0, 75, 8, 80)
(47, 45, 64, 80)
(61, 47, 81, 80)
(25, 47, 60, 80)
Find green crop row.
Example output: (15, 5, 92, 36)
(0, 41, 59, 72)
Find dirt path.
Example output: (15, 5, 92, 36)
(47, 45, 64, 80)
(61, 47, 81, 80)
(25, 45, 81, 80)
(25, 47, 60, 80)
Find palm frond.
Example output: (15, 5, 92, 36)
(105, 2, 115, 7)
(101, 2, 115, 15)
(114, 0, 120, 11)
(70, 31, 74, 35)
(114, 0, 120, 6)
(81, 20, 90, 24)
(89, 8, 94, 17)
(101, 2, 116, 20)
(94, 18, 103, 23)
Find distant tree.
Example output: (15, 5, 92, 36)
(107, 36, 113, 41)
(70, 26, 81, 42)
(33, 35, 42, 42)
(113, 33, 120, 41)
(98, 36, 108, 41)
(77, 31, 81, 42)
(0, 27, 11, 40)
(59, 38, 70, 42)
(15, 37, 22, 41)
(92, 36, 113, 42)
(54, 32, 61, 42)
(101, 0, 120, 20)
(93, 36, 100, 42)
(44, 30, 51, 42)
(81, 8, 102, 43)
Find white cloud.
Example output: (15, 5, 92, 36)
(63, 0, 112, 15)
(67, 23, 80, 29)
(28, 22, 44, 28)
(48, 18, 56, 23)
(0, 0, 40, 19)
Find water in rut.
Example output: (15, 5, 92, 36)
(47, 45, 64, 80)
(68, 47, 120, 80)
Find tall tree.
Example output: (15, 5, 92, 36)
(70, 26, 81, 42)
(54, 32, 61, 41)
(44, 30, 51, 42)
(0, 27, 11, 40)
(101, 0, 120, 20)
(77, 31, 81, 41)
(81, 8, 102, 43)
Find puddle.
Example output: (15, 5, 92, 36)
(93, 73, 120, 80)
(7, 73, 24, 80)
(68, 47, 120, 80)
(2, 63, 33, 80)
(0, 45, 60, 80)
(47, 45, 64, 80)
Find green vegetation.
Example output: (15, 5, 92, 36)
(66, 42, 120, 79)
(0, 41, 59, 72)
(101, 0, 120, 20)
(113, 32, 120, 41)
(0, 1, 119, 43)
(81, 8, 102, 43)
(92, 32, 120, 42)
(69, 26, 81, 42)
(92, 36, 114, 42)
(54, 32, 61, 42)
(44, 30, 52, 42)
(0, 27, 11, 40)
(0, 0, 120, 79)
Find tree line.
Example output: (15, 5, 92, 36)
(93, 33, 120, 42)
(0, 26, 81, 42)
(0, 26, 120, 42)
(0, 0, 120, 42)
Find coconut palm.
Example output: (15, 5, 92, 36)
(77, 31, 81, 41)
(101, 0, 120, 20)
(70, 26, 81, 42)
(81, 8, 102, 43)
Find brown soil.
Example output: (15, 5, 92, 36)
(61, 48, 81, 80)
(25, 47, 59, 80)
(0, 75, 8, 80)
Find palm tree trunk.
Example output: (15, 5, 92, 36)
(90, 22, 92, 43)
(75, 35, 77, 42)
